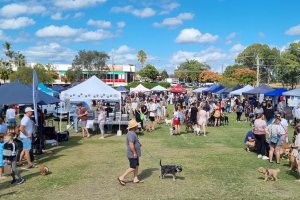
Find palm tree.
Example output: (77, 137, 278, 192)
(0, 60, 11, 83)
(137, 50, 147, 68)
(3, 42, 14, 61)
(14, 52, 26, 67)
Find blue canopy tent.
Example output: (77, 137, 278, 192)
(38, 82, 58, 96)
(192, 87, 207, 93)
(0, 81, 60, 105)
(116, 86, 129, 93)
(52, 84, 65, 92)
(203, 84, 224, 93)
(242, 84, 274, 95)
(222, 85, 243, 95)
(215, 88, 228, 94)
(264, 88, 288, 97)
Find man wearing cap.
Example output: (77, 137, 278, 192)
(19, 107, 34, 169)
(118, 119, 143, 186)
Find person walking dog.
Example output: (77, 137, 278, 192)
(118, 119, 143, 186)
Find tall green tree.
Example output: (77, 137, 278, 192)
(138, 64, 159, 81)
(72, 50, 110, 79)
(223, 64, 246, 78)
(3, 42, 14, 61)
(275, 42, 300, 88)
(137, 50, 147, 68)
(9, 65, 54, 84)
(0, 60, 12, 83)
(236, 43, 280, 83)
(175, 59, 210, 82)
(160, 70, 169, 80)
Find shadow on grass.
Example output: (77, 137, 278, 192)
(285, 169, 299, 179)
(0, 172, 40, 190)
(139, 168, 159, 180)
(162, 175, 185, 180)
(36, 135, 83, 164)
(0, 191, 17, 198)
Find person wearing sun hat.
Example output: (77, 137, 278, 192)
(18, 107, 34, 169)
(118, 119, 143, 186)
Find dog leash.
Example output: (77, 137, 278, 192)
(142, 145, 160, 162)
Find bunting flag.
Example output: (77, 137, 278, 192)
(33, 70, 38, 126)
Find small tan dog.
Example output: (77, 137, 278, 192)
(40, 165, 50, 175)
(288, 151, 298, 171)
(257, 167, 280, 181)
(144, 124, 154, 132)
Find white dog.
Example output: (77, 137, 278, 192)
(165, 119, 172, 126)
(193, 125, 201, 136)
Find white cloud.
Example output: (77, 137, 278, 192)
(169, 47, 233, 72)
(285, 24, 300, 36)
(54, 0, 106, 9)
(36, 25, 80, 37)
(73, 12, 85, 19)
(160, 2, 180, 15)
(226, 32, 237, 40)
(117, 21, 126, 28)
(0, 17, 35, 29)
(175, 28, 218, 44)
(110, 45, 136, 64)
(153, 12, 194, 28)
(0, 3, 45, 18)
(229, 43, 245, 52)
(87, 19, 112, 28)
(23, 43, 77, 63)
(75, 29, 113, 42)
(111, 6, 156, 18)
(257, 32, 265, 38)
(0, 30, 9, 41)
(51, 12, 69, 20)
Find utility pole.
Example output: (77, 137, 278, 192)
(256, 55, 260, 86)
(221, 64, 224, 74)
(112, 51, 115, 87)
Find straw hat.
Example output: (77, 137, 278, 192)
(127, 119, 140, 130)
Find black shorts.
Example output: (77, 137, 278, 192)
(128, 158, 139, 169)
(149, 116, 155, 121)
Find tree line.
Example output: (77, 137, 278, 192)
(173, 42, 300, 88)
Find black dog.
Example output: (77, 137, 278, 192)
(220, 115, 229, 125)
(160, 160, 182, 181)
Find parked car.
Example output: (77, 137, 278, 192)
(171, 82, 178, 86)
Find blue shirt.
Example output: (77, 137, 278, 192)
(126, 131, 141, 158)
(0, 124, 7, 134)
(0, 142, 4, 161)
(244, 130, 255, 143)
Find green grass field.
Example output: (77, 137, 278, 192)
(1, 112, 300, 200)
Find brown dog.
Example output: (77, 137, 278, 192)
(40, 165, 50, 175)
(144, 124, 154, 132)
(288, 151, 298, 171)
(257, 167, 280, 181)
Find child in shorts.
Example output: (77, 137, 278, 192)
(3, 133, 25, 185)
(0, 134, 6, 179)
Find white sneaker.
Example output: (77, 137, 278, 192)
(257, 154, 262, 158)
(262, 156, 269, 160)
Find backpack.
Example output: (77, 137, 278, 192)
(214, 110, 221, 118)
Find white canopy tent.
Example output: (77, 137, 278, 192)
(151, 85, 167, 92)
(130, 84, 151, 93)
(61, 75, 122, 135)
(61, 75, 121, 100)
(229, 85, 254, 96)
(283, 88, 300, 96)
(192, 87, 207, 93)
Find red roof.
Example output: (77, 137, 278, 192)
(170, 84, 186, 93)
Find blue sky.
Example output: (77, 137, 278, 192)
(0, 0, 299, 73)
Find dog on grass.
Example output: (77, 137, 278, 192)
(165, 119, 172, 126)
(40, 165, 50, 175)
(160, 159, 182, 181)
(257, 167, 280, 181)
(185, 120, 193, 132)
(220, 114, 229, 125)
(192, 125, 201, 136)
(144, 124, 154, 132)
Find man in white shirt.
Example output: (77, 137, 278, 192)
(294, 104, 300, 124)
(277, 113, 289, 144)
(19, 107, 34, 169)
(6, 105, 16, 128)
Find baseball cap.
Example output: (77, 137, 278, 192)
(25, 107, 34, 113)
